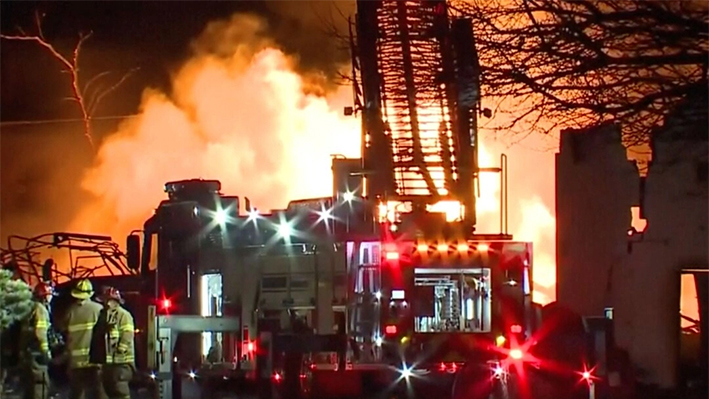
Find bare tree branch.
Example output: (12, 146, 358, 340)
(88, 68, 139, 115)
(452, 0, 709, 145)
(1, 11, 137, 150)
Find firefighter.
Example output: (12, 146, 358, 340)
(63, 278, 106, 399)
(18, 281, 53, 399)
(97, 287, 134, 399)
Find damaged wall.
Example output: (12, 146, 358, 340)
(555, 123, 639, 317)
(616, 96, 709, 388)
(555, 95, 708, 389)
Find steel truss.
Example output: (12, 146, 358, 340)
(0, 232, 135, 286)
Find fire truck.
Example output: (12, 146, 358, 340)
(126, 172, 536, 397)
(120, 2, 547, 398)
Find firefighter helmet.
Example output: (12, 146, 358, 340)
(33, 281, 54, 299)
(98, 286, 124, 304)
(71, 278, 94, 300)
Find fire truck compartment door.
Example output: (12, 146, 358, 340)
(156, 315, 240, 332)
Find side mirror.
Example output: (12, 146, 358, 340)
(126, 234, 141, 271)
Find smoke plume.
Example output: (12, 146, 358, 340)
(68, 13, 359, 239)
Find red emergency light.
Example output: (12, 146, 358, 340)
(160, 298, 172, 310)
(384, 325, 398, 335)
(579, 365, 598, 383)
(382, 242, 400, 262)
(508, 348, 524, 361)
(384, 251, 400, 261)
(510, 324, 522, 334)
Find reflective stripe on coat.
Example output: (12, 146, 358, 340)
(105, 306, 135, 366)
(64, 299, 103, 369)
(33, 302, 51, 353)
(19, 301, 51, 356)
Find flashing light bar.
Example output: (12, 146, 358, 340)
(381, 241, 492, 262)
(415, 242, 490, 253)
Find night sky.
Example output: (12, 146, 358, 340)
(0, 1, 355, 239)
(1, 1, 352, 122)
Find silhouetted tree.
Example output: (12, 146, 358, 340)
(1, 10, 137, 150)
(454, 0, 709, 144)
(0, 269, 33, 396)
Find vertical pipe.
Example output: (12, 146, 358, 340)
(187, 262, 192, 300)
(499, 155, 504, 235)
(498, 154, 509, 235)
(482, 277, 491, 332)
(504, 154, 509, 235)
(476, 287, 483, 331)
(330, 244, 336, 310)
(314, 244, 319, 333)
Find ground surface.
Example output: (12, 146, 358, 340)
(3, 378, 256, 399)
(4, 377, 706, 399)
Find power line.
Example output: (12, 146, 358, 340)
(0, 114, 140, 127)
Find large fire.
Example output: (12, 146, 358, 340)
(66, 13, 557, 304)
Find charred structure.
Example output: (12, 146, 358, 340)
(352, 0, 482, 232)
(556, 92, 708, 392)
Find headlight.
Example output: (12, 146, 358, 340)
(277, 221, 293, 238)
(316, 207, 333, 223)
(343, 191, 355, 203)
(247, 209, 260, 222)
(214, 209, 228, 225)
